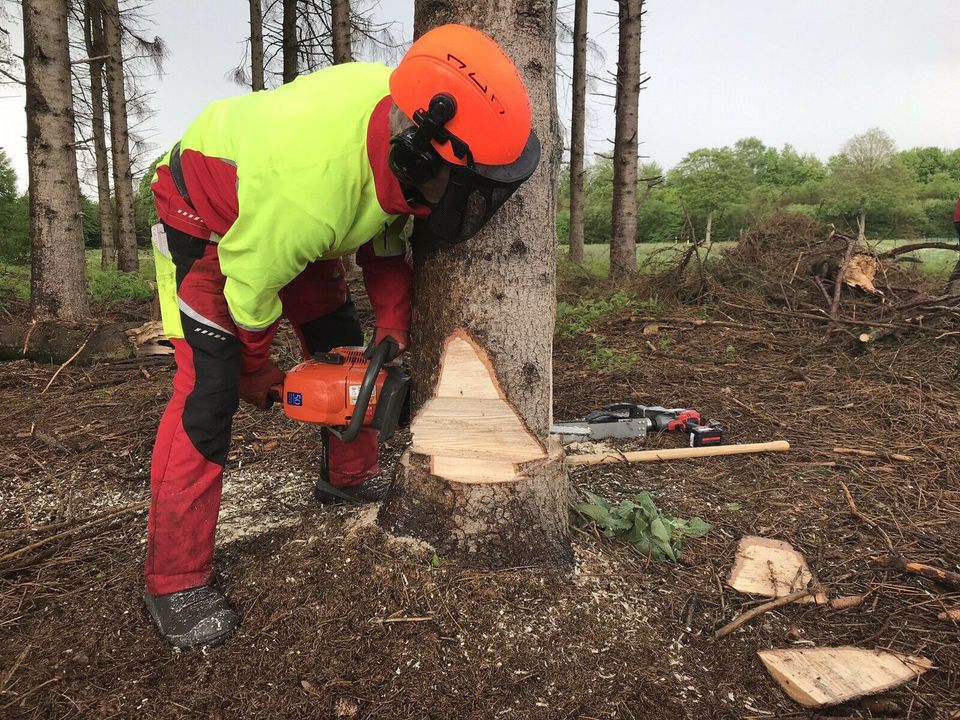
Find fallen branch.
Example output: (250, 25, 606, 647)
(833, 447, 913, 462)
(714, 586, 819, 639)
(566, 440, 790, 467)
(41, 332, 93, 394)
(21, 320, 37, 356)
(371, 615, 435, 624)
(873, 554, 960, 591)
(0, 500, 149, 566)
(839, 481, 894, 552)
(877, 242, 960, 259)
(830, 235, 858, 322)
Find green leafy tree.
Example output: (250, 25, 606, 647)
(822, 128, 919, 240)
(134, 153, 164, 244)
(669, 147, 750, 243)
(0, 149, 30, 264)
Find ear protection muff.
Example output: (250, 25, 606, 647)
(389, 93, 469, 188)
(388, 127, 444, 187)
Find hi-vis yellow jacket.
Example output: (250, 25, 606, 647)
(151, 62, 417, 346)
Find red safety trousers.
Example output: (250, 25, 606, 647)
(145, 227, 378, 596)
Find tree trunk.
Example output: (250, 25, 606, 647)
(567, 0, 587, 264)
(856, 212, 866, 242)
(331, 0, 352, 64)
(23, 0, 89, 322)
(101, 0, 138, 272)
(608, 0, 643, 282)
(704, 209, 713, 245)
(83, 0, 116, 270)
(331, 0, 355, 271)
(282, 0, 298, 84)
(250, 0, 265, 91)
(377, 0, 572, 570)
(0, 320, 155, 364)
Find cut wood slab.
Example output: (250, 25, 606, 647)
(409, 332, 544, 484)
(758, 647, 933, 708)
(728, 536, 827, 605)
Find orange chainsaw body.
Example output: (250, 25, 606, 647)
(279, 347, 384, 426)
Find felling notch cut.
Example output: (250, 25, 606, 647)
(409, 331, 545, 484)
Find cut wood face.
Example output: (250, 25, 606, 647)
(410, 331, 545, 484)
(758, 647, 933, 708)
(727, 536, 828, 605)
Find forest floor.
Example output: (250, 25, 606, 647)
(1, 244, 958, 719)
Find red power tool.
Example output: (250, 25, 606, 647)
(552, 403, 724, 448)
(270, 338, 410, 443)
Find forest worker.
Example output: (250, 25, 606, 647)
(144, 23, 540, 649)
(954, 196, 960, 240)
(950, 196, 960, 288)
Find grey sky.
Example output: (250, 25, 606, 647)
(1, 0, 958, 192)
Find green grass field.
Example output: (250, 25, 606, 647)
(0, 249, 157, 305)
(561, 239, 957, 278)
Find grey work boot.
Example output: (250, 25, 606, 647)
(143, 586, 239, 649)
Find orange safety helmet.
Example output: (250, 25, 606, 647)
(390, 24, 533, 167)
(388, 24, 541, 244)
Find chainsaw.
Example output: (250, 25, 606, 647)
(270, 338, 410, 443)
(551, 403, 724, 448)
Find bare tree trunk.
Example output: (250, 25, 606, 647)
(83, 0, 116, 270)
(282, 0, 298, 84)
(609, 0, 643, 282)
(331, 0, 353, 63)
(250, 0, 265, 91)
(856, 212, 866, 242)
(567, 0, 587, 264)
(101, 0, 138, 271)
(330, 0, 357, 272)
(23, 0, 89, 322)
(704, 209, 713, 245)
(377, 1, 571, 570)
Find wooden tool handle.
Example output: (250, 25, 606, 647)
(565, 440, 790, 466)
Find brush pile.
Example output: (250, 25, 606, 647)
(649, 213, 960, 346)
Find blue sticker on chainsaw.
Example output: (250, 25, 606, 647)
(287, 391, 303, 407)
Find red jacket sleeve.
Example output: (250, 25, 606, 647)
(236, 320, 280, 375)
(355, 240, 412, 333)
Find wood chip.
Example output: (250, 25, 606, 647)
(727, 536, 827, 605)
(758, 647, 932, 708)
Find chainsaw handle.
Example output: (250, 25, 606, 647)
(338, 337, 394, 443)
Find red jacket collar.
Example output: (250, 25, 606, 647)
(367, 96, 430, 218)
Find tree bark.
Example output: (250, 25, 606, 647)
(377, 0, 572, 570)
(250, 0, 265, 91)
(331, 0, 353, 64)
(101, 0, 138, 271)
(282, 0, 298, 84)
(331, 0, 355, 272)
(0, 321, 147, 364)
(609, 0, 643, 282)
(83, 0, 116, 270)
(856, 212, 866, 242)
(567, 0, 587, 264)
(705, 209, 713, 245)
(23, 0, 89, 322)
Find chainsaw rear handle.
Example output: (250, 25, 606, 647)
(334, 337, 398, 443)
